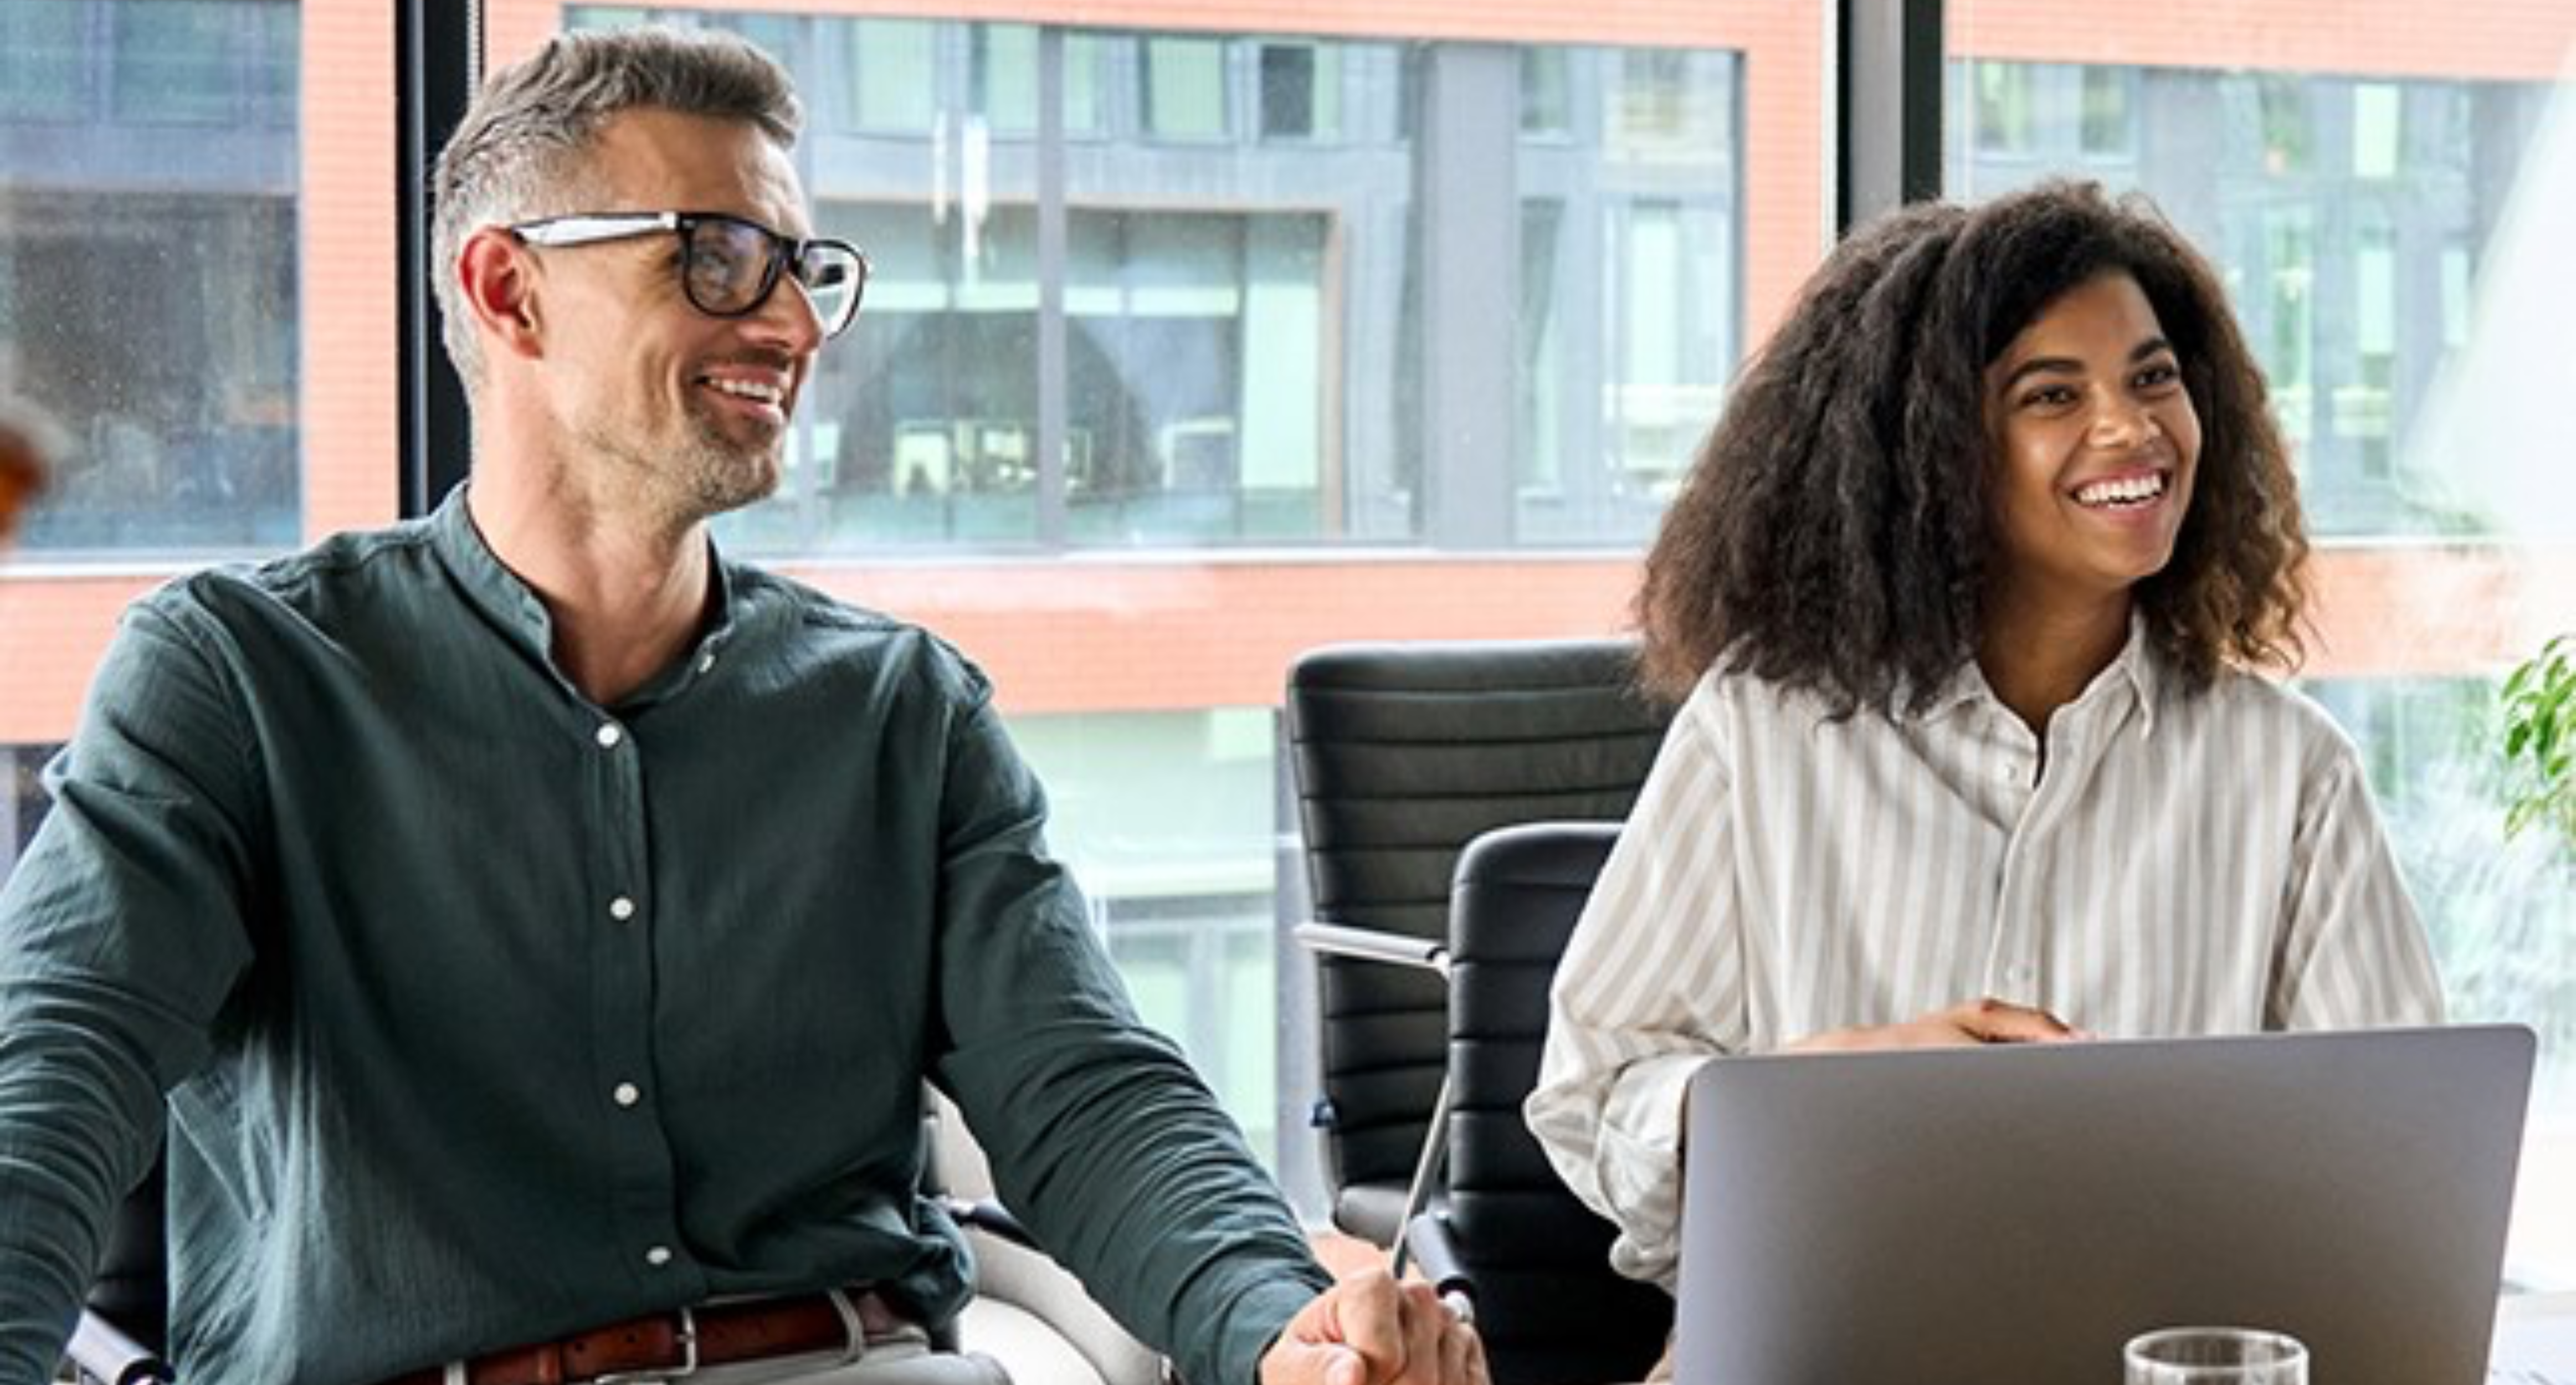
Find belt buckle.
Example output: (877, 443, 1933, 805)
(592, 1305, 698, 1385)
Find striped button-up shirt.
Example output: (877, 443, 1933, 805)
(1526, 623, 2444, 1287)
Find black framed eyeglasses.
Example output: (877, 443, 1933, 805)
(509, 210, 869, 339)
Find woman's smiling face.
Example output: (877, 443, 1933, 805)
(1982, 270, 2204, 606)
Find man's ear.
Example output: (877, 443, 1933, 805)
(456, 227, 546, 361)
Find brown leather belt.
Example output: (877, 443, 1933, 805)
(386, 1286, 909, 1385)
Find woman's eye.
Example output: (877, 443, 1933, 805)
(2020, 385, 2076, 409)
(2136, 361, 2182, 389)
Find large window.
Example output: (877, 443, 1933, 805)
(1949, 6, 2576, 1288)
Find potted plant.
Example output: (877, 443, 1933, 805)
(2501, 634, 2575, 849)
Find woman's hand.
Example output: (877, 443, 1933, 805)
(1783, 997, 2089, 1052)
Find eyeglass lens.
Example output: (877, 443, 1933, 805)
(684, 217, 864, 336)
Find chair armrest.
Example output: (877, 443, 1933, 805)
(1292, 922, 1449, 977)
(65, 1309, 175, 1385)
(1400, 1215, 1476, 1324)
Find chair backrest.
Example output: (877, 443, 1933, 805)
(1283, 639, 1671, 1244)
(1445, 820, 1670, 1385)
(86, 1154, 167, 1348)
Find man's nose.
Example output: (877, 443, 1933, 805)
(748, 274, 827, 356)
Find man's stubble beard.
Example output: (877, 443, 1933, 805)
(574, 393, 785, 530)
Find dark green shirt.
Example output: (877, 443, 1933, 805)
(0, 492, 1328, 1385)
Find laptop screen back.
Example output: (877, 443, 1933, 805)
(1674, 1025, 2534, 1385)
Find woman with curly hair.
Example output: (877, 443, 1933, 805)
(1527, 180, 2441, 1301)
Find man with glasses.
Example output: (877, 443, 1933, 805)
(0, 27, 1485, 1385)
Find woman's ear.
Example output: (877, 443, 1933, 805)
(455, 227, 545, 362)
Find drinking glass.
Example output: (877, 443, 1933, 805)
(2124, 1327, 2309, 1384)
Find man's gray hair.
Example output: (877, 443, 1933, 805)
(430, 25, 804, 392)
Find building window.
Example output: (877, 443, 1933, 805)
(0, 1, 88, 122)
(1974, 60, 2037, 153)
(848, 18, 937, 132)
(1259, 43, 1318, 141)
(2077, 65, 2135, 157)
(1521, 49, 1573, 137)
(2257, 75, 2312, 175)
(2352, 81, 2403, 179)
(972, 25, 1039, 135)
(1143, 36, 1228, 141)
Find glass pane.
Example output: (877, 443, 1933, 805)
(1144, 37, 1228, 140)
(850, 17, 937, 131)
(1521, 49, 1572, 136)
(114, 0, 243, 125)
(1, 0, 306, 555)
(1011, 708, 1279, 1151)
(0, 1, 85, 121)
(1949, 0, 2576, 1290)
(1521, 48, 1739, 544)
(975, 24, 1040, 134)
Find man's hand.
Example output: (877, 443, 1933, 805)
(1784, 997, 2090, 1053)
(1259, 1269, 1487, 1385)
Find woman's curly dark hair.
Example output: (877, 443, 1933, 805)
(1636, 179, 2308, 711)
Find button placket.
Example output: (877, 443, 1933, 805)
(584, 704, 683, 1283)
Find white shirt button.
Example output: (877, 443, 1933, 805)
(645, 1245, 673, 1268)
(595, 723, 624, 749)
(613, 1082, 641, 1108)
(609, 896, 637, 922)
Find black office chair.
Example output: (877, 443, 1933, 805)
(53, 1141, 168, 1383)
(1400, 820, 1670, 1385)
(1284, 640, 1672, 1246)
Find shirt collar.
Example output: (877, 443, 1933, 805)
(427, 484, 744, 706)
(2106, 611, 2163, 739)
(1908, 612, 2163, 737)
(429, 484, 556, 660)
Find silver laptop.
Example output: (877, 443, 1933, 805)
(1674, 1025, 2535, 1385)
